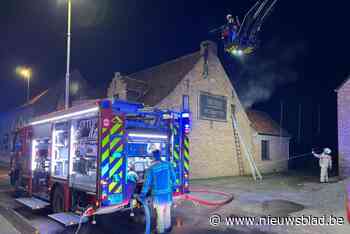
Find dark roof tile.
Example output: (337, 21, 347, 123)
(126, 51, 202, 106)
(246, 110, 291, 137)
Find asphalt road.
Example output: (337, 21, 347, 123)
(0, 165, 245, 234)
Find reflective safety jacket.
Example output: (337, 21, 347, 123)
(141, 160, 176, 204)
(314, 153, 332, 168)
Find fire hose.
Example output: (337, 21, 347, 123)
(181, 188, 234, 206)
(75, 189, 233, 234)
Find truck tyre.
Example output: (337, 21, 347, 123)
(52, 186, 64, 213)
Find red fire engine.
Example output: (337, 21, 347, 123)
(10, 99, 190, 226)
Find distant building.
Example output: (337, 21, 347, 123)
(108, 41, 291, 178)
(0, 70, 102, 153)
(336, 76, 350, 178)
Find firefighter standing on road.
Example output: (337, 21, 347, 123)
(312, 148, 333, 183)
(140, 150, 176, 234)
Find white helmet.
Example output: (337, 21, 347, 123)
(226, 14, 233, 20)
(323, 148, 331, 154)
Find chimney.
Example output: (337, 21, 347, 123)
(200, 40, 218, 56)
(107, 72, 127, 100)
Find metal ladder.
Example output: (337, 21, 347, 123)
(232, 112, 245, 176)
(231, 105, 262, 181)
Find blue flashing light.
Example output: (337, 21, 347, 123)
(181, 112, 191, 134)
(101, 99, 111, 109)
(182, 113, 190, 118)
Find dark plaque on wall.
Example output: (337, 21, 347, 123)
(199, 92, 227, 121)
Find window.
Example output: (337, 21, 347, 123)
(52, 122, 69, 179)
(182, 95, 189, 112)
(261, 140, 270, 161)
(70, 117, 98, 192)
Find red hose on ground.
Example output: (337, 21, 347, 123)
(182, 188, 234, 206)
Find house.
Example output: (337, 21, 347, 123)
(246, 110, 291, 173)
(336, 76, 350, 178)
(107, 41, 291, 179)
(0, 70, 101, 153)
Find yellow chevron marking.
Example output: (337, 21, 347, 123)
(110, 123, 121, 135)
(184, 150, 189, 159)
(184, 138, 189, 148)
(174, 150, 179, 160)
(184, 161, 190, 171)
(102, 135, 109, 148)
(109, 182, 117, 192)
(102, 149, 110, 162)
(109, 158, 123, 177)
(110, 137, 121, 150)
(116, 144, 124, 153)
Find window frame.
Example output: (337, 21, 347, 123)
(261, 140, 270, 161)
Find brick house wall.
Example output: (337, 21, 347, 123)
(337, 78, 350, 178)
(155, 41, 255, 178)
(107, 41, 290, 179)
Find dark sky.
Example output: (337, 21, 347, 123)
(1, 0, 350, 151)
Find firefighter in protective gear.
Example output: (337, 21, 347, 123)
(312, 148, 332, 183)
(140, 150, 176, 234)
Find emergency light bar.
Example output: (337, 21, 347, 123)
(29, 107, 99, 126)
(128, 133, 168, 139)
(182, 113, 190, 118)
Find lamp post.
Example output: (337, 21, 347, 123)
(65, 0, 72, 110)
(16, 66, 32, 102)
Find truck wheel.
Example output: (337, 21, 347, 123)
(52, 186, 64, 213)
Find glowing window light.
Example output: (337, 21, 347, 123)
(30, 107, 99, 125)
(69, 123, 75, 176)
(128, 133, 168, 139)
(31, 140, 38, 171)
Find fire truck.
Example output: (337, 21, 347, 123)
(10, 99, 190, 226)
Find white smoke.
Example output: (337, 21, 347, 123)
(235, 40, 306, 108)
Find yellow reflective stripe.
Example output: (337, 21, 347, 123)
(116, 144, 124, 153)
(109, 182, 117, 192)
(102, 149, 110, 162)
(102, 128, 108, 134)
(110, 123, 121, 135)
(109, 158, 123, 177)
(184, 149, 189, 159)
(115, 186, 122, 193)
(184, 161, 190, 171)
(110, 137, 121, 150)
(184, 138, 189, 148)
(174, 150, 179, 160)
(114, 116, 122, 124)
(102, 135, 109, 148)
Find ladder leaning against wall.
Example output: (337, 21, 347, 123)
(230, 103, 262, 181)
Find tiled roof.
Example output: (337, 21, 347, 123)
(246, 110, 291, 137)
(125, 51, 202, 106)
(335, 76, 350, 92)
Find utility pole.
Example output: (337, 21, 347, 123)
(280, 101, 283, 151)
(298, 104, 302, 144)
(27, 75, 30, 102)
(65, 0, 72, 109)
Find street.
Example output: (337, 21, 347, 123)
(0, 165, 238, 234)
(1, 163, 350, 234)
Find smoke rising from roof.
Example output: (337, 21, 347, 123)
(235, 40, 306, 108)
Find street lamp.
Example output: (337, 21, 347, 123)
(65, 0, 72, 110)
(16, 66, 32, 102)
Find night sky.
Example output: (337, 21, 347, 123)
(1, 0, 350, 157)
